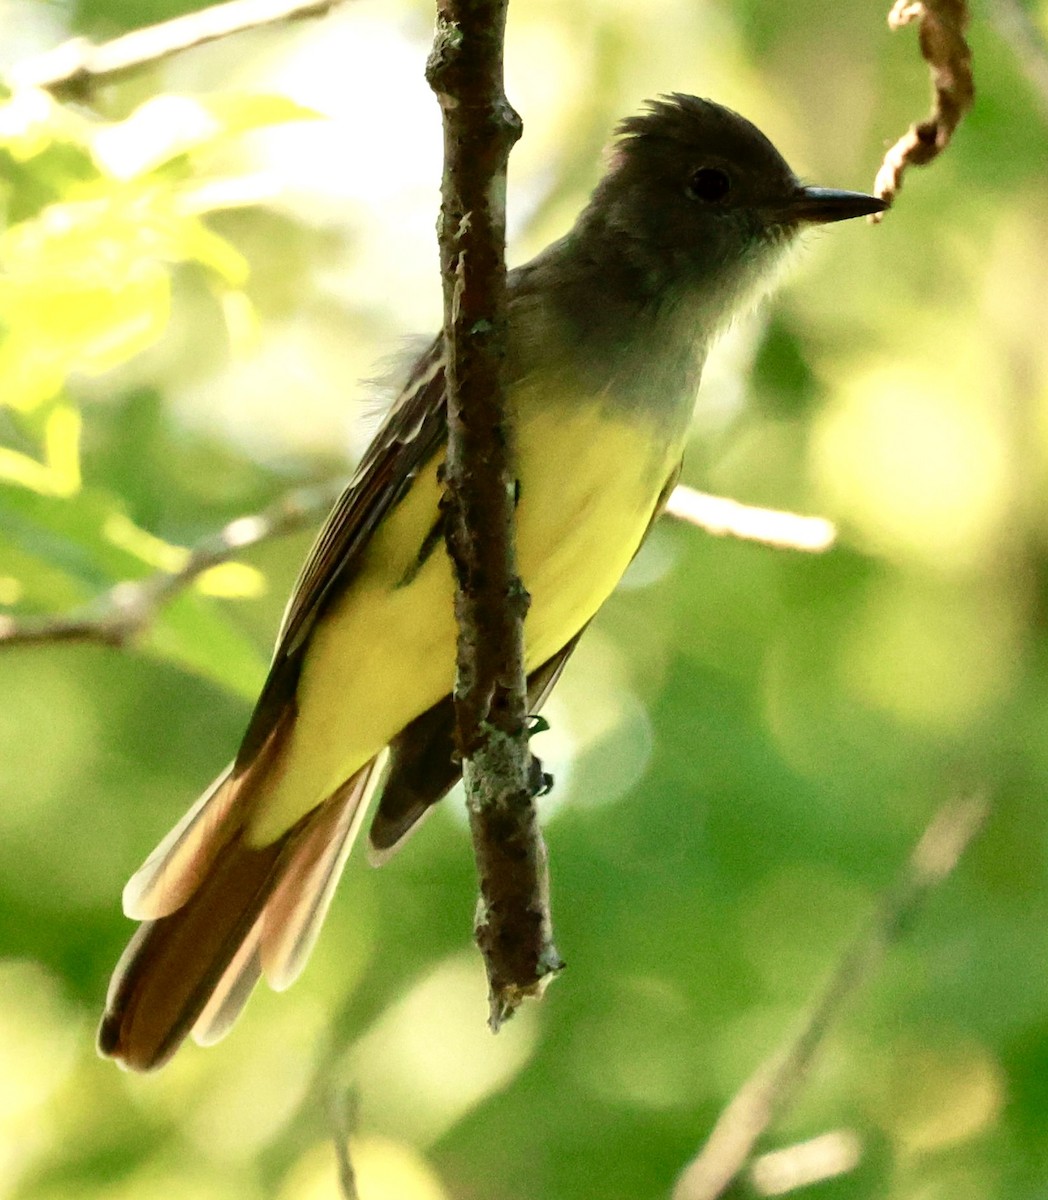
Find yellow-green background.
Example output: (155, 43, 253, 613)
(2, 0, 1048, 1196)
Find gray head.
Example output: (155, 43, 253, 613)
(575, 94, 884, 313)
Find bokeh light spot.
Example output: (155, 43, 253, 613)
(346, 953, 538, 1145)
(813, 367, 1011, 569)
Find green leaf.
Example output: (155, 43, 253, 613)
(0, 89, 315, 410)
(0, 403, 83, 510)
(90, 92, 323, 182)
(0, 480, 182, 588)
(0, 533, 89, 612)
(144, 587, 268, 700)
(172, 215, 249, 286)
(0, 88, 93, 165)
(0, 480, 269, 698)
(0, 195, 175, 399)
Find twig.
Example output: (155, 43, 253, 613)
(426, 1, 563, 1030)
(989, 0, 1048, 123)
(6, 0, 347, 99)
(750, 1129, 863, 1195)
(326, 1085, 360, 1200)
(0, 478, 344, 649)
(664, 486, 836, 553)
(672, 793, 989, 1200)
(873, 0, 974, 215)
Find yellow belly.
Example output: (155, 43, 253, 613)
(249, 399, 677, 843)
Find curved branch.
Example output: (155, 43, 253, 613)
(873, 0, 974, 214)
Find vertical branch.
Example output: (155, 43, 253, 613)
(426, 1, 563, 1028)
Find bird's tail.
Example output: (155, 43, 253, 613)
(99, 632, 587, 1071)
(98, 755, 383, 1072)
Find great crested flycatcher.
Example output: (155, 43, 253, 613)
(99, 94, 885, 1070)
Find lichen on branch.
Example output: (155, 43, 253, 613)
(426, 0, 563, 1028)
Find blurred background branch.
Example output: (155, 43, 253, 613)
(326, 1085, 361, 1200)
(0, 485, 834, 651)
(673, 794, 990, 1200)
(989, 0, 1048, 121)
(7, 0, 350, 98)
(664, 487, 836, 553)
(0, 478, 344, 648)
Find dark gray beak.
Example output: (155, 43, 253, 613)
(787, 186, 888, 224)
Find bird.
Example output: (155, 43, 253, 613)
(98, 93, 886, 1070)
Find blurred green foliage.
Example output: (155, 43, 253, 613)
(2, 1, 1048, 1198)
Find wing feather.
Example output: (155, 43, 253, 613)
(123, 704, 296, 920)
(260, 754, 386, 991)
(122, 765, 238, 920)
(235, 340, 448, 769)
(363, 458, 683, 861)
(191, 918, 264, 1047)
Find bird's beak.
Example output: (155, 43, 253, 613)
(785, 186, 888, 224)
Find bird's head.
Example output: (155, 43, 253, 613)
(581, 94, 885, 315)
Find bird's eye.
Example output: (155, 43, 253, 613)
(687, 167, 731, 202)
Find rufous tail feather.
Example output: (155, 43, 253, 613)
(98, 759, 380, 1071)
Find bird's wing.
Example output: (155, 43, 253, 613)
(235, 339, 448, 769)
(365, 454, 685, 858)
(366, 629, 587, 860)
